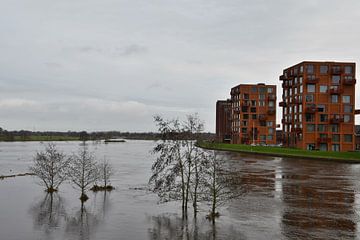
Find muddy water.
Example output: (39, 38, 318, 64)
(0, 141, 359, 240)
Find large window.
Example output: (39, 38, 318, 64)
(267, 87, 273, 93)
(267, 121, 273, 127)
(251, 86, 257, 93)
(331, 95, 338, 103)
(317, 124, 327, 132)
(305, 113, 315, 122)
(342, 96, 350, 103)
(332, 144, 340, 152)
(332, 134, 340, 142)
(306, 64, 314, 74)
(320, 114, 328, 122)
(320, 85, 328, 93)
(345, 66, 353, 74)
(344, 134, 352, 142)
(317, 104, 325, 112)
(332, 75, 340, 85)
(269, 101, 274, 107)
(259, 94, 265, 100)
(306, 124, 315, 132)
(307, 84, 315, 93)
(344, 115, 351, 123)
(344, 105, 353, 113)
(268, 128, 274, 134)
(267, 135, 273, 140)
(320, 65, 328, 74)
(306, 95, 314, 103)
(330, 124, 339, 133)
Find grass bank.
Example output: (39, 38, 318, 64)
(0, 135, 81, 142)
(198, 142, 360, 163)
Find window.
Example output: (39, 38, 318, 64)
(242, 106, 248, 112)
(268, 128, 274, 134)
(267, 121, 273, 127)
(330, 124, 339, 133)
(260, 121, 266, 127)
(260, 135, 266, 141)
(259, 88, 266, 94)
(332, 134, 340, 142)
(244, 114, 249, 119)
(242, 121, 248, 126)
(331, 95, 338, 103)
(267, 135, 273, 140)
(299, 77, 303, 84)
(320, 65, 328, 74)
(252, 114, 257, 119)
(306, 64, 314, 74)
(317, 104, 325, 112)
(269, 101, 274, 107)
(307, 144, 316, 150)
(259, 101, 265, 107)
(306, 124, 315, 132)
(320, 114, 328, 122)
(345, 66, 353, 74)
(300, 65, 304, 73)
(342, 96, 350, 104)
(267, 87, 273, 93)
(332, 144, 340, 152)
(332, 75, 340, 85)
(320, 85, 328, 93)
(244, 94, 249, 100)
(317, 124, 327, 132)
(344, 134, 352, 142)
(305, 114, 315, 122)
(251, 86, 257, 93)
(241, 128, 247, 134)
(307, 84, 315, 93)
(306, 95, 314, 103)
(344, 115, 351, 123)
(259, 94, 265, 100)
(251, 100, 256, 106)
(344, 105, 353, 113)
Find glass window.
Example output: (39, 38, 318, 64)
(259, 101, 265, 107)
(307, 84, 315, 93)
(259, 94, 265, 100)
(250, 107, 256, 113)
(307, 144, 316, 150)
(344, 105, 353, 113)
(244, 94, 249, 100)
(300, 65, 304, 73)
(269, 101, 274, 107)
(331, 95, 338, 103)
(306, 95, 314, 103)
(320, 65, 328, 74)
(306, 64, 314, 74)
(267, 87, 273, 93)
(305, 113, 315, 122)
(251, 86, 257, 93)
(268, 128, 274, 134)
(244, 114, 249, 119)
(252, 114, 257, 119)
(332, 144, 340, 152)
(332, 134, 340, 142)
(267, 121, 273, 127)
(320, 85, 328, 93)
(260, 135, 266, 141)
(317, 124, 327, 132)
(299, 77, 303, 84)
(317, 104, 325, 112)
(344, 134, 352, 142)
(251, 100, 256, 106)
(259, 88, 266, 94)
(330, 124, 339, 133)
(342, 96, 350, 103)
(344, 115, 351, 123)
(306, 124, 315, 132)
(241, 128, 247, 134)
(332, 75, 340, 85)
(242, 121, 248, 126)
(267, 135, 273, 140)
(345, 66, 353, 74)
(320, 114, 328, 122)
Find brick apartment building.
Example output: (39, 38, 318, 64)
(279, 61, 356, 151)
(216, 100, 232, 143)
(230, 83, 277, 145)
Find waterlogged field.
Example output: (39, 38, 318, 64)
(1, 141, 360, 240)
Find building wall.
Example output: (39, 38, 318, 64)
(230, 83, 277, 145)
(280, 61, 356, 152)
(216, 100, 232, 143)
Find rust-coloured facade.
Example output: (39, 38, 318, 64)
(216, 100, 232, 143)
(230, 83, 277, 145)
(279, 61, 356, 151)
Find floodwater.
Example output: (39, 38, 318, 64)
(0, 141, 360, 240)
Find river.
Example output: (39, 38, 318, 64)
(0, 140, 359, 240)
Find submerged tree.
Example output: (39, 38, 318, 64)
(149, 114, 204, 217)
(30, 143, 69, 193)
(67, 143, 99, 202)
(91, 158, 115, 191)
(202, 151, 239, 223)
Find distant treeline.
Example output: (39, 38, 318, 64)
(0, 127, 215, 142)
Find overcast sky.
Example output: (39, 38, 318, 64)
(1, 0, 360, 132)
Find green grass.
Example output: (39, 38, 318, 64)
(198, 142, 360, 162)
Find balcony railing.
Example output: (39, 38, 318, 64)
(292, 127, 302, 133)
(317, 137, 331, 143)
(281, 119, 291, 124)
(305, 106, 317, 113)
(267, 108, 275, 115)
(305, 77, 320, 83)
(279, 75, 286, 81)
(329, 87, 343, 94)
(343, 78, 356, 85)
(279, 101, 286, 107)
(329, 117, 344, 124)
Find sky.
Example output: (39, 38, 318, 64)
(1, 0, 360, 132)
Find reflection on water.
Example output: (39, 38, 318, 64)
(29, 193, 66, 234)
(1, 141, 360, 239)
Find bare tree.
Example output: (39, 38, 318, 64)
(99, 158, 114, 189)
(67, 143, 99, 201)
(30, 143, 69, 193)
(201, 151, 239, 224)
(149, 114, 204, 218)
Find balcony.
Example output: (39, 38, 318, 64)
(281, 119, 291, 124)
(279, 75, 286, 81)
(317, 137, 331, 143)
(343, 78, 356, 85)
(305, 77, 320, 83)
(292, 127, 302, 133)
(355, 109, 360, 115)
(267, 108, 275, 115)
(329, 87, 343, 94)
(282, 82, 290, 89)
(290, 98, 302, 104)
(258, 115, 267, 121)
(305, 106, 317, 113)
(241, 101, 250, 107)
(329, 116, 344, 124)
(233, 108, 240, 114)
(279, 101, 286, 107)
